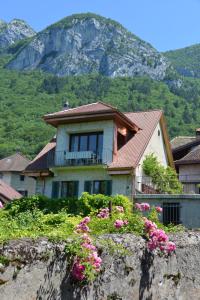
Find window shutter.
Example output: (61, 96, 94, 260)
(106, 180, 112, 196)
(84, 181, 92, 194)
(74, 181, 79, 198)
(52, 181, 60, 199)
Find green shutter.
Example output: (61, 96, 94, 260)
(84, 181, 92, 194)
(74, 181, 79, 198)
(52, 181, 60, 199)
(106, 180, 112, 196)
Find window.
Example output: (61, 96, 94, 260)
(61, 181, 79, 198)
(20, 175, 25, 181)
(70, 132, 103, 154)
(18, 190, 28, 197)
(84, 180, 112, 196)
(163, 203, 180, 225)
(51, 181, 79, 198)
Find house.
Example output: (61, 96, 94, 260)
(171, 129, 200, 194)
(0, 179, 22, 204)
(0, 153, 36, 196)
(25, 102, 174, 199)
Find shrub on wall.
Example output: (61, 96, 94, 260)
(142, 154, 183, 194)
(78, 193, 132, 216)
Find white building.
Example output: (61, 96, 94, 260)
(25, 102, 174, 199)
(0, 153, 36, 196)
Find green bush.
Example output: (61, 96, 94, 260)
(143, 154, 183, 194)
(5, 195, 79, 215)
(78, 193, 132, 216)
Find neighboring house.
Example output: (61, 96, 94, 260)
(0, 179, 22, 204)
(25, 102, 174, 199)
(171, 129, 200, 194)
(0, 153, 36, 196)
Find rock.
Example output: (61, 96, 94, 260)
(0, 19, 35, 50)
(6, 13, 169, 80)
(0, 233, 200, 299)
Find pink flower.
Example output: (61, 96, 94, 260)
(97, 208, 109, 219)
(82, 243, 96, 251)
(82, 233, 92, 244)
(165, 242, 176, 253)
(150, 229, 168, 243)
(135, 203, 142, 211)
(72, 261, 85, 281)
(0, 201, 3, 209)
(82, 216, 91, 224)
(115, 206, 124, 213)
(75, 217, 91, 233)
(140, 203, 150, 211)
(114, 219, 124, 229)
(135, 203, 150, 212)
(123, 220, 129, 226)
(156, 206, 163, 213)
(144, 219, 157, 232)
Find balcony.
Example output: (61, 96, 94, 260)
(179, 174, 200, 183)
(48, 148, 113, 168)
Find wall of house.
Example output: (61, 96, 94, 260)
(55, 120, 114, 165)
(135, 122, 169, 182)
(36, 167, 132, 198)
(135, 194, 200, 228)
(178, 164, 200, 194)
(0, 172, 12, 186)
(10, 173, 36, 196)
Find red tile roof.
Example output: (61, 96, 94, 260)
(0, 153, 30, 172)
(44, 102, 115, 118)
(43, 102, 139, 131)
(109, 110, 163, 169)
(0, 179, 22, 202)
(25, 138, 56, 172)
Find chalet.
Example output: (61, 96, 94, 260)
(25, 102, 173, 198)
(0, 153, 36, 197)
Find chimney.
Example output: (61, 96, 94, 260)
(196, 128, 200, 139)
(62, 101, 70, 110)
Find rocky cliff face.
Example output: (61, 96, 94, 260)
(6, 13, 169, 80)
(0, 233, 200, 300)
(0, 19, 35, 50)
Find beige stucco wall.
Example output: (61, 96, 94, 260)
(36, 167, 132, 198)
(1, 171, 36, 196)
(135, 122, 168, 178)
(55, 120, 115, 165)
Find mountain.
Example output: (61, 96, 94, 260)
(6, 13, 169, 80)
(0, 19, 35, 50)
(164, 44, 200, 78)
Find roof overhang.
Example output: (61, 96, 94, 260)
(175, 160, 200, 166)
(43, 110, 140, 132)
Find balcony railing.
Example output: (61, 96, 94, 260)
(48, 148, 113, 167)
(179, 174, 200, 183)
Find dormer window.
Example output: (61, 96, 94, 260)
(70, 132, 103, 154)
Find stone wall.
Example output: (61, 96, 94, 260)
(0, 233, 200, 300)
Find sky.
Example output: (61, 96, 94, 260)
(1, 0, 200, 52)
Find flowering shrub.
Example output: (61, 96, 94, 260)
(135, 202, 150, 212)
(97, 208, 109, 219)
(114, 219, 129, 229)
(66, 217, 102, 282)
(0, 201, 3, 209)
